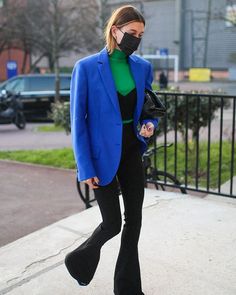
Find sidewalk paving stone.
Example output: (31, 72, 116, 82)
(0, 190, 236, 295)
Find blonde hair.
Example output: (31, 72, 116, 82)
(104, 5, 145, 54)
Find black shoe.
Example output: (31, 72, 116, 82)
(64, 246, 100, 286)
(77, 280, 89, 286)
(65, 251, 90, 285)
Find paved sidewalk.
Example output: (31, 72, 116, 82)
(0, 160, 86, 247)
(0, 123, 71, 150)
(0, 189, 236, 295)
(169, 81, 236, 95)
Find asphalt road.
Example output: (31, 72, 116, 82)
(0, 123, 72, 150)
(0, 123, 94, 247)
(169, 80, 236, 95)
(0, 80, 235, 247)
(0, 160, 96, 247)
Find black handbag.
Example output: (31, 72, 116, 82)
(140, 89, 166, 120)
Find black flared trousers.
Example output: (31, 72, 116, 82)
(65, 123, 145, 295)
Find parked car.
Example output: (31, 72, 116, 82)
(0, 74, 71, 121)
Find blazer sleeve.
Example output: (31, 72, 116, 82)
(140, 62, 159, 129)
(70, 61, 97, 181)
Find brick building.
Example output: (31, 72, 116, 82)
(1, 0, 236, 82)
(0, 0, 30, 81)
(0, 48, 30, 82)
(107, 0, 236, 69)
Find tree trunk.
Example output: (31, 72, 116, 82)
(54, 56, 60, 102)
(48, 54, 54, 72)
(30, 53, 46, 73)
(53, 0, 60, 103)
(21, 48, 28, 73)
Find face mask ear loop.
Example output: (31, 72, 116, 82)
(117, 27, 124, 35)
(116, 27, 124, 46)
(115, 27, 123, 43)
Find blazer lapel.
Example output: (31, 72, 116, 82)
(97, 47, 121, 115)
(97, 47, 145, 124)
(128, 55, 145, 126)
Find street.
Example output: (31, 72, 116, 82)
(0, 160, 91, 247)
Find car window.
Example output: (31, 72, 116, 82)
(28, 77, 54, 91)
(5, 78, 25, 93)
(60, 77, 71, 90)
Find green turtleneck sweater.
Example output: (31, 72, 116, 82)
(109, 48, 135, 96)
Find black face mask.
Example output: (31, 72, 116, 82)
(117, 28, 141, 56)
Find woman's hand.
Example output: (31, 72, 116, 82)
(83, 176, 100, 189)
(139, 122, 155, 138)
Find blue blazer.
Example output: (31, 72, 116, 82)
(70, 47, 159, 186)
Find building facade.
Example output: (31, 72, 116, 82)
(0, 0, 30, 81)
(1, 0, 236, 81)
(107, 0, 236, 70)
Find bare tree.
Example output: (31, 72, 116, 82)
(0, 3, 18, 55)
(0, 0, 101, 101)
(211, 1, 236, 67)
(0, 25, 8, 54)
(24, 0, 101, 101)
(212, 0, 236, 27)
(0, 1, 35, 74)
(225, 0, 236, 26)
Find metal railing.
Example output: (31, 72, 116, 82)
(77, 91, 236, 208)
(153, 91, 236, 198)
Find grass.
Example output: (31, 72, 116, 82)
(0, 148, 75, 169)
(0, 141, 235, 189)
(35, 125, 64, 132)
(154, 141, 236, 189)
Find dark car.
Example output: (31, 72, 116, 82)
(0, 74, 71, 121)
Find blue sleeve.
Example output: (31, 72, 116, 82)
(70, 61, 96, 181)
(141, 118, 159, 129)
(140, 62, 159, 129)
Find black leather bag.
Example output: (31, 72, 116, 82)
(140, 89, 166, 120)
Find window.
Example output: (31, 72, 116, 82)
(0, 0, 5, 8)
(29, 77, 54, 91)
(28, 76, 71, 91)
(60, 77, 71, 90)
(5, 78, 25, 93)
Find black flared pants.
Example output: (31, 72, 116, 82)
(65, 124, 145, 295)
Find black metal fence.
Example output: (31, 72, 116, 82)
(77, 91, 236, 208)
(151, 91, 236, 198)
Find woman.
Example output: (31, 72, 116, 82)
(65, 5, 159, 295)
